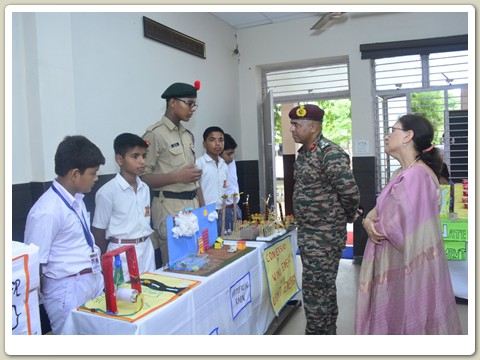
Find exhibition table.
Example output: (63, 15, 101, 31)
(62, 230, 299, 335)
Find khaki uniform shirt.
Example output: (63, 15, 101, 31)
(142, 116, 197, 192)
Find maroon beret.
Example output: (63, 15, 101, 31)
(289, 104, 325, 121)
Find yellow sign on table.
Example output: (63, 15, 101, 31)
(262, 236, 300, 315)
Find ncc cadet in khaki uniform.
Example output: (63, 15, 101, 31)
(141, 81, 205, 267)
(288, 104, 360, 335)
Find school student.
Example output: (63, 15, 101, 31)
(220, 133, 243, 231)
(92, 133, 156, 280)
(195, 126, 228, 235)
(24, 135, 106, 335)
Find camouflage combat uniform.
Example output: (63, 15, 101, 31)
(293, 133, 360, 335)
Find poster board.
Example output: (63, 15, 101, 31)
(262, 235, 300, 316)
(12, 242, 41, 335)
(441, 218, 468, 260)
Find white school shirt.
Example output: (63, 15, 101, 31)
(92, 173, 153, 240)
(196, 153, 228, 210)
(24, 179, 100, 279)
(225, 160, 240, 206)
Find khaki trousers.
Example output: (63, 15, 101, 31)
(151, 194, 199, 266)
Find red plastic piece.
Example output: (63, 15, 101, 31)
(101, 245, 142, 314)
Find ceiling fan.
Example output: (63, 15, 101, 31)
(310, 12, 346, 31)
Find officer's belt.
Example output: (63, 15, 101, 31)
(153, 190, 197, 200)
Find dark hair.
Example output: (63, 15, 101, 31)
(54, 135, 105, 176)
(439, 162, 451, 180)
(114, 133, 148, 157)
(223, 133, 237, 151)
(398, 114, 443, 177)
(202, 126, 224, 141)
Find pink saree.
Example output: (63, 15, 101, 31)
(355, 166, 462, 334)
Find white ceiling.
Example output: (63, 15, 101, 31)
(211, 12, 324, 29)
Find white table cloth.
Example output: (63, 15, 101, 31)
(62, 230, 299, 335)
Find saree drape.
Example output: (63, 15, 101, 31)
(355, 166, 462, 334)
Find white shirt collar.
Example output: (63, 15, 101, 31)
(202, 153, 226, 166)
(115, 173, 145, 191)
(52, 179, 85, 206)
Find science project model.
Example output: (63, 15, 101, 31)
(221, 194, 294, 242)
(78, 245, 200, 322)
(166, 203, 218, 271)
(101, 245, 143, 314)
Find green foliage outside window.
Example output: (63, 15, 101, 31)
(274, 99, 352, 154)
(410, 91, 460, 146)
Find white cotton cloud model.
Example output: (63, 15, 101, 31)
(171, 211, 200, 239)
(208, 211, 219, 222)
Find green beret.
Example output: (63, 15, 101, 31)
(161, 82, 197, 99)
(289, 104, 325, 121)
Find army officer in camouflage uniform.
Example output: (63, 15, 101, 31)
(141, 81, 205, 267)
(288, 104, 360, 335)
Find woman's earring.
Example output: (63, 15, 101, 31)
(403, 142, 406, 147)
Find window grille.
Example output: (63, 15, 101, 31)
(261, 60, 350, 103)
(372, 50, 468, 193)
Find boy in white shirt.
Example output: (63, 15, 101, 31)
(195, 126, 228, 236)
(220, 133, 243, 232)
(24, 135, 106, 334)
(92, 133, 156, 280)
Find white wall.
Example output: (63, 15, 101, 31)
(11, 10, 469, 184)
(236, 11, 469, 160)
(12, 11, 241, 183)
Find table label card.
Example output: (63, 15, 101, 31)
(263, 236, 300, 315)
(229, 272, 252, 319)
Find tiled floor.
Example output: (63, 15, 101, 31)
(276, 258, 468, 335)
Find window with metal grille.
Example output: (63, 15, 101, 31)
(261, 60, 350, 103)
(372, 50, 468, 193)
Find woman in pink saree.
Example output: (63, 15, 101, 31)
(355, 114, 462, 335)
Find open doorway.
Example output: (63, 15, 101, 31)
(262, 60, 355, 256)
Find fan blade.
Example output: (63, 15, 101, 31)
(310, 12, 345, 30)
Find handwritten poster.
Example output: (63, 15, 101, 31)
(262, 236, 300, 315)
(12, 254, 31, 334)
(229, 272, 252, 319)
(12, 241, 41, 336)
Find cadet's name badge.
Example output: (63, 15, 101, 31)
(171, 142, 180, 148)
